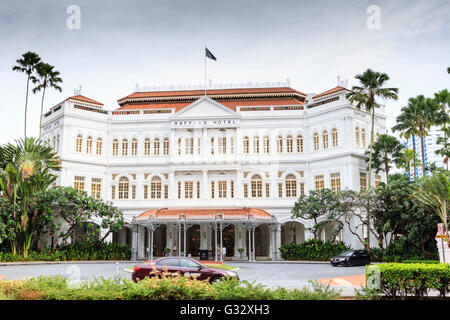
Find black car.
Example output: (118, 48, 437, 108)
(330, 250, 370, 267)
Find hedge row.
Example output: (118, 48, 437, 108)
(366, 263, 450, 299)
(279, 239, 351, 261)
(0, 242, 131, 262)
(0, 275, 342, 300)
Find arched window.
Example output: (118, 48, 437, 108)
(332, 129, 338, 147)
(163, 138, 170, 155)
(118, 177, 129, 199)
(355, 127, 360, 146)
(122, 139, 128, 156)
(277, 135, 283, 153)
(154, 138, 160, 156)
(150, 176, 162, 199)
(361, 129, 366, 147)
(286, 135, 293, 153)
(251, 175, 263, 198)
(243, 136, 249, 154)
(144, 138, 151, 156)
(285, 174, 297, 198)
(131, 138, 138, 156)
(253, 136, 260, 154)
(263, 136, 270, 154)
(313, 133, 319, 151)
(296, 135, 303, 153)
(322, 131, 328, 149)
(86, 136, 93, 154)
(76, 135, 83, 153)
(112, 139, 119, 156)
(96, 138, 102, 155)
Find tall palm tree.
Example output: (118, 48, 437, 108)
(346, 69, 398, 248)
(347, 69, 399, 188)
(433, 90, 450, 170)
(12, 52, 42, 138)
(32, 63, 63, 138)
(366, 134, 403, 184)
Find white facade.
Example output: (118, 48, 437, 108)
(41, 86, 387, 259)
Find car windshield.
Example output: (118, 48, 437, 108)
(339, 251, 354, 257)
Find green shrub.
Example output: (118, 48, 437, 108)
(368, 239, 438, 262)
(279, 239, 351, 261)
(0, 275, 341, 300)
(366, 263, 450, 299)
(402, 260, 440, 264)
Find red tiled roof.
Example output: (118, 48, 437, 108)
(312, 86, 349, 99)
(118, 87, 306, 103)
(69, 95, 104, 106)
(118, 97, 304, 112)
(136, 208, 272, 221)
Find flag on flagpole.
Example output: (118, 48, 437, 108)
(205, 47, 217, 61)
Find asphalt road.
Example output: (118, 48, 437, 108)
(0, 261, 366, 295)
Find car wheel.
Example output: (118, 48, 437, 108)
(210, 276, 222, 284)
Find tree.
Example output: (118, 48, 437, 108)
(413, 172, 450, 248)
(32, 63, 63, 138)
(12, 52, 41, 138)
(291, 189, 341, 239)
(397, 148, 421, 178)
(433, 90, 450, 170)
(0, 137, 60, 256)
(365, 134, 403, 183)
(35, 186, 124, 251)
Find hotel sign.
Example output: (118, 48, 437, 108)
(171, 119, 239, 128)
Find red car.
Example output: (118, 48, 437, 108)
(132, 257, 239, 283)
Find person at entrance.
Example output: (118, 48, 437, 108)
(221, 246, 226, 262)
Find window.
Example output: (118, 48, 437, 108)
(251, 175, 262, 198)
(296, 135, 303, 153)
(230, 181, 234, 198)
(211, 181, 215, 198)
(330, 172, 341, 191)
(360, 172, 367, 191)
(219, 137, 226, 154)
(197, 181, 200, 199)
(313, 133, 319, 151)
(375, 174, 382, 188)
(277, 135, 283, 153)
(96, 138, 102, 155)
(86, 136, 93, 154)
(243, 183, 248, 198)
(131, 138, 138, 156)
(314, 174, 325, 191)
(210, 137, 215, 155)
(253, 136, 260, 154)
(112, 139, 119, 156)
(243, 137, 249, 154)
(218, 181, 227, 198)
(278, 183, 283, 198)
(230, 137, 234, 154)
(151, 176, 162, 199)
(111, 185, 116, 200)
(144, 138, 151, 156)
(76, 135, 82, 153)
(122, 139, 128, 156)
(285, 174, 297, 197)
(286, 135, 293, 153)
(322, 131, 328, 149)
(118, 177, 129, 199)
(265, 183, 270, 198)
(332, 129, 338, 147)
(263, 136, 270, 154)
(74, 176, 85, 191)
(131, 185, 136, 200)
(91, 178, 101, 198)
(154, 138, 160, 156)
(178, 138, 182, 155)
(355, 127, 360, 147)
(164, 185, 168, 199)
(185, 181, 193, 199)
(300, 182, 305, 195)
(361, 129, 366, 147)
(144, 185, 148, 199)
(163, 138, 170, 155)
(185, 138, 193, 155)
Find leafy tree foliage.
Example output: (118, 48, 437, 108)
(365, 134, 403, 183)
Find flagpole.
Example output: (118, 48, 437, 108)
(204, 46, 207, 96)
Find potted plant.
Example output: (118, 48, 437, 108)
(164, 248, 171, 257)
(238, 248, 244, 261)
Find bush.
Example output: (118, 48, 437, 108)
(366, 263, 450, 299)
(368, 239, 439, 262)
(0, 275, 341, 300)
(402, 260, 440, 264)
(279, 239, 351, 261)
(0, 241, 131, 262)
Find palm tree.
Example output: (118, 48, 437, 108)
(32, 63, 63, 138)
(346, 69, 398, 248)
(12, 52, 42, 138)
(366, 134, 403, 183)
(397, 148, 421, 178)
(433, 90, 450, 170)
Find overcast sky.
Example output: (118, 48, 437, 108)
(0, 0, 449, 143)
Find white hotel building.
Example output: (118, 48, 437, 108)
(41, 83, 387, 261)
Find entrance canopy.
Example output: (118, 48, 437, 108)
(134, 208, 274, 224)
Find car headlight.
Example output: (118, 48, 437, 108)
(225, 271, 237, 276)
